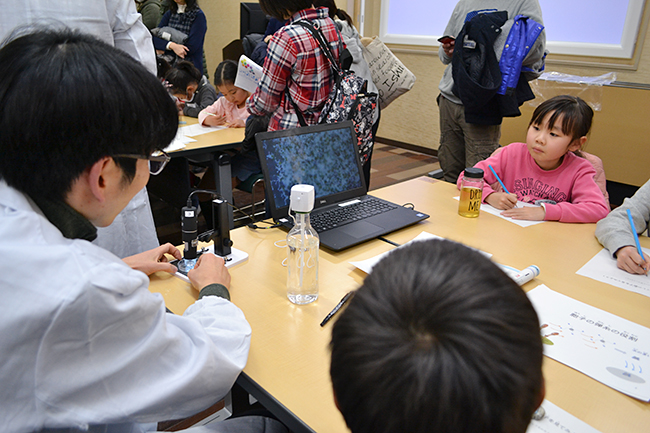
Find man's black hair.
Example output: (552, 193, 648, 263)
(0, 29, 178, 201)
(330, 239, 544, 433)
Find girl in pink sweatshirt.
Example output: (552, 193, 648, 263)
(457, 95, 609, 223)
(198, 60, 250, 128)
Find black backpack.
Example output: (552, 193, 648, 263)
(289, 20, 379, 164)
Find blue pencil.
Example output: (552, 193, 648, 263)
(626, 209, 647, 275)
(488, 165, 510, 194)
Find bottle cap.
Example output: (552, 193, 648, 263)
(463, 167, 484, 179)
(290, 184, 315, 213)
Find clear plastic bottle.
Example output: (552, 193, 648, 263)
(287, 211, 319, 304)
(458, 167, 484, 218)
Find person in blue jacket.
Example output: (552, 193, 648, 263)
(153, 0, 207, 75)
(437, 0, 546, 183)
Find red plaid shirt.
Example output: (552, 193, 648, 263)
(246, 7, 341, 131)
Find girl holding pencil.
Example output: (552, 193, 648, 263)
(457, 95, 609, 223)
(596, 179, 650, 275)
(198, 60, 251, 128)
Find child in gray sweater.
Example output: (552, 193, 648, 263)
(595, 180, 650, 275)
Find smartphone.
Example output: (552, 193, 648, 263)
(437, 35, 455, 44)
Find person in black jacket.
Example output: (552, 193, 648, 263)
(437, 0, 546, 183)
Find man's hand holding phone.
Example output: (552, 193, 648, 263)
(438, 35, 455, 57)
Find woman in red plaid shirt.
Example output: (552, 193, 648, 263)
(247, 0, 342, 131)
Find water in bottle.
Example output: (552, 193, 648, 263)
(287, 212, 319, 304)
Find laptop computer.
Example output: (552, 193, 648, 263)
(255, 121, 429, 251)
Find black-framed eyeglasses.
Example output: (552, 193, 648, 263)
(113, 150, 171, 175)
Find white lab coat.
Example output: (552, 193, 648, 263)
(0, 182, 251, 433)
(0, 0, 160, 258)
(0, 0, 156, 74)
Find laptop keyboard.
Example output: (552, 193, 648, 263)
(310, 198, 398, 232)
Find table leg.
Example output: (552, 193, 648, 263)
(234, 373, 316, 433)
(210, 152, 234, 229)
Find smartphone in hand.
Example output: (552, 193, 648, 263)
(437, 35, 455, 44)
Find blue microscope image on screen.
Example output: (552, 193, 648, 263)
(261, 128, 363, 209)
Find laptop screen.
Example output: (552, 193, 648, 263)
(256, 121, 366, 217)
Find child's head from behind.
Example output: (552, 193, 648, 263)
(214, 60, 249, 108)
(165, 60, 202, 101)
(330, 239, 544, 433)
(527, 95, 593, 170)
(259, 0, 313, 20)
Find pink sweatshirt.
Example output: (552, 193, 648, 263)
(457, 142, 609, 223)
(198, 97, 249, 127)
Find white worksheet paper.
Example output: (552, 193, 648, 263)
(164, 129, 196, 152)
(453, 196, 545, 227)
(164, 139, 187, 152)
(180, 123, 226, 137)
(349, 231, 491, 274)
(528, 285, 650, 401)
(234, 55, 263, 93)
(526, 400, 601, 433)
(576, 247, 650, 298)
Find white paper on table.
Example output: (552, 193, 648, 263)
(576, 247, 650, 298)
(180, 123, 226, 137)
(164, 140, 186, 152)
(526, 400, 601, 433)
(527, 285, 650, 401)
(349, 231, 492, 274)
(453, 196, 545, 227)
(234, 55, 263, 94)
(164, 129, 196, 152)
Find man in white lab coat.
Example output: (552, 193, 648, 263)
(0, 29, 284, 433)
(0, 0, 161, 258)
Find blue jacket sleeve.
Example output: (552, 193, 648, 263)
(185, 10, 207, 75)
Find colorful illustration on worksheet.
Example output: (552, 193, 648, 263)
(540, 320, 645, 383)
(238, 56, 260, 86)
(529, 285, 650, 401)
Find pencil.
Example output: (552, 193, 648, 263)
(488, 164, 517, 208)
(626, 209, 647, 275)
(320, 291, 354, 326)
(488, 165, 510, 194)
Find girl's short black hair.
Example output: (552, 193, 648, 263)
(165, 60, 202, 95)
(331, 239, 544, 433)
(0, 29, 178, 201)
(258, 0, 313, 20)
(529, 95, 594, 142)
(214, 59, 238, 87)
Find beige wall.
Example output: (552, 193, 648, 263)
(201, 1, 241, 78)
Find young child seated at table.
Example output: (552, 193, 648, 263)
(329, 239, 544, 433)
(457, 95, 609, 223)
(198, 60, 251, 128)
(165, 60, 218, 117)
(596, 179, 650, 275)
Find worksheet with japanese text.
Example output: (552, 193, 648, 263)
(576, 247, 650, 298)
(527, 285, 650, 401)
(526, 400, 601, 433)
